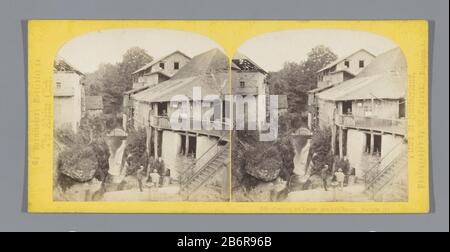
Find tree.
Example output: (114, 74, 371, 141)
(310, 127, 333, 174)
(268, 45, 337, 114)
(84, 47, 153, 114)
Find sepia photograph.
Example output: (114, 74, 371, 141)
(53, 29, 231, 202)
(231, 29, 408, 202)
(52, 27, 409, 203)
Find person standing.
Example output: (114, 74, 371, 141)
(335, 168, 345, 191)
(149, 169, 161, 188)
(321, 165, 329, 191)
(136, 165, 145, 192)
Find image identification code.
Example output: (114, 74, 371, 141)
(177, 236, 272, 249)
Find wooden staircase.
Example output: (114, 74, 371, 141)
(179, 140, 230, 200)
(364, 143, 407, 200)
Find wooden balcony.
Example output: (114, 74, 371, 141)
(149, 115, 230, 139)
(336, 114, 406, 135)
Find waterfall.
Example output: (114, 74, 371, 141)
(108, 140, 126, 177)
(105, 128, 128, 183)
(291, 128, 313, 183)
(293, 139, 311, 179)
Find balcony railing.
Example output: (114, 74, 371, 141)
(335, 114, 406, 135)
(149, 115, 230, 138)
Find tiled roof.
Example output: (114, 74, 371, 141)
(232, 51, 267, 74)
(54, 56, 84, 76)
(133, 48, 230, 102)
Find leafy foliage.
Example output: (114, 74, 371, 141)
(124, 128, 148, 175)
(233, 46, 337, 192)
(310, 127, 333, 174)
(55, 117, 110, 189)
(84, 47, 153, 114)
(268, 45, 337, 114)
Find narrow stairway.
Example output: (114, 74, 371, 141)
(365, 144, 407, 199)
(180, 142, 230, 199)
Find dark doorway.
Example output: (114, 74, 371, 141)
(187, 136, 197, 157)
(156, 130, 163, 157)
(373, 135, 382, 155)
(365, 133, 371, 153)
(180, 135, 186, 155)
(399, 98, 406, 118)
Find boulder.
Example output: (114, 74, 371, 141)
(244, 146, 282, 182)
(59, 146, 98, 182)
(245, 157, 281, 182)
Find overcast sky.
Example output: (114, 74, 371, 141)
(238, 29, 398, 72)
(57, 28, 222, 73)
(58, 28, 398, 73)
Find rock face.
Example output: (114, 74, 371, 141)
(244, 148, 282, 182)
(59, 146, 98, 182)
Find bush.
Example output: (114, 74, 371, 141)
(55, 115, 111, 189)
(310, 127, 333, 174)
(124, 128, 148, 175)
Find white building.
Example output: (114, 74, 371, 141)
(314, 47, 408, 200)
(316, 48, 376, 88)
(123, 51, 191, 130)
(131, 48, 231, 201)
(131, 50, 191, 89)
(53, 57, 85, 132)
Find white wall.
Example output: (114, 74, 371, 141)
(155, 52, 190, 77)
(54, 72, 83, 132)
(133, 102, 152, 129)
(380, 134, 405, 168)
(196, 136, 219, 170)
(161, 131, 182, 178)
(317, 99, 337, 128)
(334, 50, 375, 75)
(346, 129, 366, 177)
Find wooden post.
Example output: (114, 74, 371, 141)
(370, 132, 374, 155)
(154, 128, 159, 159)
(185, 133, 190, 156)
(222, 165, 230, 201)
(339, 127, 344, 159)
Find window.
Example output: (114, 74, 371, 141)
(240, 81, 245, 88)
(359, 60, 365, 68)
(174, 62, 180, 70)
(56, 82, 62, 88)
(344, 60, 350, 68)
(159, 62, 165, 69)
(343, 101, 352, 115)
(364, 104, 372, 117)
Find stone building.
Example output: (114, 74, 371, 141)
(53, 57, 85, 133)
